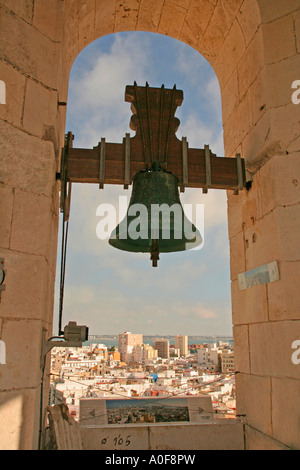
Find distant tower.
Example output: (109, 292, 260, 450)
(152, 338, 170, 359)
(175, 335, 188, 357)
(118, 332, 143, 363)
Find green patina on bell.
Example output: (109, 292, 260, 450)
(109, 162, 202, 266)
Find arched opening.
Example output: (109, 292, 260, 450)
(52, 29, 236, 428)
(54, 31, 232, 339)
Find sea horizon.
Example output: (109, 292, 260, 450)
(84, 334, 233, 349)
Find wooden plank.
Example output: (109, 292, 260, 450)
(62, 84, 245, 192)
(67, 145, 241, 190)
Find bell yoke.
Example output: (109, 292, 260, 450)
(58, 82, 246, 267)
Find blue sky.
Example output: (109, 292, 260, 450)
(53, 32, 232, 337)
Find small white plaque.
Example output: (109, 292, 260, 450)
(238, 261, 280, 290)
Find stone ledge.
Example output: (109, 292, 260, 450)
(80, 420, 245, 450)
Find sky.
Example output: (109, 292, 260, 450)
(52, 31, 232, 338)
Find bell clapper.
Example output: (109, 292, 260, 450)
(150, 239, 160, 267)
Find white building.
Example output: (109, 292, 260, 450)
(175, 335, 188, 356)
(197, 348, 219, 369)
(118, 332, 143, 363)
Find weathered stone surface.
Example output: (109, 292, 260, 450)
(266, 54, 300, 108)
(272, 377, 300, 449)
(237, 0, 261, 46)
(158, 1, 186, 39)
(233, 324, 250, 373)
(137, 0, 164, 32)
(223, 92, 251, 156)
(295, 9, 300, 52)
(0, 248, 55, 322)
(0, 7, 60, 90)
(231, 279, 268, 325)
(78, 1, 96, 50)
(0, 185, 14, 249)
(95, 0, 117, 37)
(227, 190, 244, 239)
(229, 231, 245, 281)
(62, 0, 79, 70)
(237, 28, 264, 100)
(33, 0, 64, 42)
(148, 421, 244, 450)
(268, 261, 300, 321)
(247, 67, 267, 126)
(235, 373, 272, 436)
(244, 425, 289, 450)
(270, 102, 300, 151)
(249, 320, 300, 379)
(257, 0, 300, 24)
(9, 189, 55, 264)
(221, 69, 239, 125)
(0, 60, 26, 127)
(243, 211, 279, 270)
(263, 14, 297, 64)
(0, 389, 38, 450)
(214, 19, 245, 89)
(22, 79, 58, 139)
(0, 120, 57, 197)
(81, 421, 245, 450)
(199, 0, 244, 62)
(254, 152, 300, 218)
(180, 0, 214, 49)
(115, 0, 140, 33)
(242, 204, 300, 272)
(3, 0, 34, 23)
(0, 318, 44, 390)
(241, 109, 274, 168)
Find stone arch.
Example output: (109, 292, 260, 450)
(61, 0, 265, 162)
(0, 0, 299, 451)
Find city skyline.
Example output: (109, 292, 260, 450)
(53, 31, 232, 337)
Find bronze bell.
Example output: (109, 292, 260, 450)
(109, 162, 202, 266)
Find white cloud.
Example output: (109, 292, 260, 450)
(67, 34, 155, 147)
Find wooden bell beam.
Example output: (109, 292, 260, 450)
(59, 83, 247, 214)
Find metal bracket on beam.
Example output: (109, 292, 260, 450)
(124, 133, 131, 189)
(99, 137, 106, 189)
(234, 153, 244, 195)
(181, 136, 188, 193)
(203, 144, 211, 194)
(59, 132, 73, 222)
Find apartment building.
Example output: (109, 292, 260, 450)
(118, 332, 143, 363)
(175, 335, 188, 356)
(221, 351, 235, 374)
(132, 344, 158, 363)
(197, 347, 219, 370)
(152, 338, 170, 359)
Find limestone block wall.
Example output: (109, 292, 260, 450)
(0, 0, 299, 450)
(0, 0, 65, 449)
(227, 2, 300, 450)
